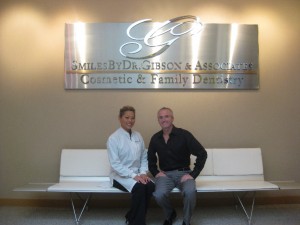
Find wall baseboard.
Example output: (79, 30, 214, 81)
(1, 196, 300, 208)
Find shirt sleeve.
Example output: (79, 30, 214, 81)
(185, 131, 207, 179)
(147, 136, 160, 177)
(138, 135, 148, 175)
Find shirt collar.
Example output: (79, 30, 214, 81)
(158, 125, 178, 137)
(119, 127, 132, 136)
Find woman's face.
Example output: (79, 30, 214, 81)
(119, 110, 135, 132)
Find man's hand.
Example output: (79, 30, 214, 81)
(155, 171, 167, 178)
(180, 174, 193, 182)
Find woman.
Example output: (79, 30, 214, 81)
(107, 106, 154, 225)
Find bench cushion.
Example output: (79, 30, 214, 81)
(213, 148, 263, 176)
(60, 149, 110, 178)
(196, 180, 279, 192)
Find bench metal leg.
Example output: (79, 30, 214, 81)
(233, 191, 256, 225)
(69, 192, 92, 225)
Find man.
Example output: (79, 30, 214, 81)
(148, 107, 207, 225)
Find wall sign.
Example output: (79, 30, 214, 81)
(65, 16, 259, 89)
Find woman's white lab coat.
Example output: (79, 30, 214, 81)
(107, 127, 148, 192)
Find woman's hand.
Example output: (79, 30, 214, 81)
(134, 174, 151, 184)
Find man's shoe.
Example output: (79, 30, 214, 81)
(163, 220, 171, 225)
(182, 222, 190, 225)
(163, 210, 177, 225)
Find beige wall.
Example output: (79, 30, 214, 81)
(0, 0, 299, 200)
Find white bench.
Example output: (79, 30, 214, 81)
(14, 148, 298, 225)
(51, 148, 278, 224)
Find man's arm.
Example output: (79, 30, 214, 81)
(147, 138, 160, 177)
(185, 131, 207, 179)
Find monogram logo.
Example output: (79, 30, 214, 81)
(119, 15, 204, 60)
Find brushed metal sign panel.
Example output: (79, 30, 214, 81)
(65, 16, 259, 89)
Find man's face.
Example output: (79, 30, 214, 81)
(157, 109, 174, 130)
